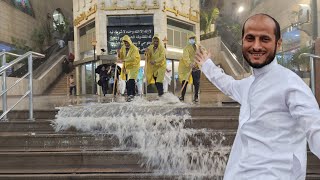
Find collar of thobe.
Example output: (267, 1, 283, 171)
(253, 58, 278, 77)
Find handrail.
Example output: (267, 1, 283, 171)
(0, 51, 44, 74)
(0, 72, 29, 97)
(0, 51, 20, 57)
(298, 53, 320, 94)
(1, 51, 45, 121)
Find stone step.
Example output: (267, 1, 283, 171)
(0, 110, 58, 120)
(0, 151, 145, 173)
(308, 152, 320, 174)
(189, 106, 240, 117)
(0, 174, 222, 180)
(0, 121, 55, 133)
(186, 116, 238, 129)
(47, 72, 75, 95)
(0, 107, 240, 121)
(307, 174, 320, 180)
(0, 116, 240, 133)
(0, 133, 120, 152)
(0, 150, 318, 176)
(0, 173, 318, 180)
(0, 130, 235, 151)
(0, 132, 318, 174)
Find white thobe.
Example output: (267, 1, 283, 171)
(201, 59, 320, 180)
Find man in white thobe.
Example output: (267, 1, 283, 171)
(195, 14, 320, 180)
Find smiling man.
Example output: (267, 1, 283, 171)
(195, 14, 320, 180)
(242, 14, 281, 68)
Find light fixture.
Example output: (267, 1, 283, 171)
(237, 6, 244, 13)
(91, 40, 97, 46)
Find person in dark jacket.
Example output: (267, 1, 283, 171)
(99, 66, 108, 96)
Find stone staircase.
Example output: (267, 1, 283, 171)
(200, 73, 220, 93)
(0, 105, 318, 179)
(46, 71, 75, 96)
(200, 73, 235, 104)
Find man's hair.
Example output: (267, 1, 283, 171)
(241, 13, 281, 41)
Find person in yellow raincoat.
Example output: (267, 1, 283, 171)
(145, 35, 166, 96)
(178, 32, 201, 102)
(117, 35, 141, 102)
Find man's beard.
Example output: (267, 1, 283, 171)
(243, 46, 277, 69)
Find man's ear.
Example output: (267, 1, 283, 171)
(276, 38, 283, 51)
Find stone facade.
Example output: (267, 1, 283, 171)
(0, 0, 73, 48)
(73, 0, 200, 95)
(73, 0, 200, 61)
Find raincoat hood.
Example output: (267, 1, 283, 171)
(187, 32, 197, 42)
(151, 34, 164, 48)
(122, 35, 133, 46)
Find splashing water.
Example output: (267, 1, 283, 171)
(52, 93, 230, 179)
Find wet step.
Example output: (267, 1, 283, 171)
(0, 133, 119, 152)
(0, 110, 58, 120)
(0, 150, 318, 177)
(0, 174, 223, 180)
(0, 120, 55, 133)
(0, 173, 318, 180)
(0, 130, 236, 151)
(0, 151, 146, 174)
(55, 106, 240, 119)
(185, 116, 239, 129)
(307, 174, 320, 180)
(308, 152, 320, 174)
(0, 116, 240, 133)
(189, 106, 240, 117)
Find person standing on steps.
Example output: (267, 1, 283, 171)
(145, 34, 166, 97)
(178, 32, 201, 102)
(195, 13, 320, 180)
(68, 74, 76, 95)
(117, 35, 141, 102)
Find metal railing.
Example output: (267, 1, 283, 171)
(0, 51, 45, 121)
(298, 53, 320, 94)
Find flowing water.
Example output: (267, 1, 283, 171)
(52, 93, 230, 179)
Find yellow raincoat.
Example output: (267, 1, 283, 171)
(145, 35, 166, 84)
(118, 35, 141, 80)
(178, 32, 200, 84)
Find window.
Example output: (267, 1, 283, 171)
(53, 9, 66, 31)
(107, 15, 154, 54)
(79, 22, 96, 58)
(167, 18, 195, 49)
(167, 29, 174, 46)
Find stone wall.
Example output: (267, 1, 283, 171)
(0, 0, 73, 48)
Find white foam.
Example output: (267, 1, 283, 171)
(52, 95, 230, 179)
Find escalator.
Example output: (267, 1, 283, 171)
(8, 43, 65, 78)
(215, 18, 251, 73)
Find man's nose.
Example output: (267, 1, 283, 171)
(252, 40, 262, 51)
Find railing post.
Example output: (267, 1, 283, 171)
(1, 50, 8, 121)
(310, 56, 315, 94)
(298, 53, 320, 95)
(28, 53, 34, 121)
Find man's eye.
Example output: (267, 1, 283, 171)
(261, 37, 271, 42)
(245, 36, 254, 41)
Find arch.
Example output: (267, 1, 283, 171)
(52, 8, 66, 31)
